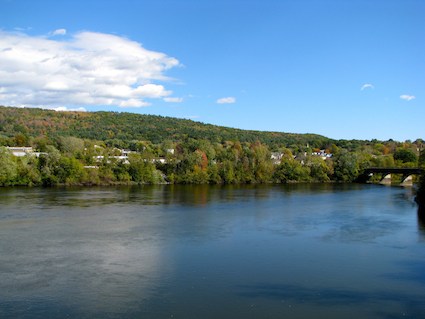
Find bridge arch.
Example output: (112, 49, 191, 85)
(357, 167, 423, 185)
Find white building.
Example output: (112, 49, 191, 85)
(311, 149, 333, 160)
(6, 147, 33, 157)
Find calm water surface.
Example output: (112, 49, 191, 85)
(1, 184, 424, 318)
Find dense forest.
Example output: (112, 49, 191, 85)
(0, 106, 423, 187)
(0, 106, 329, 148)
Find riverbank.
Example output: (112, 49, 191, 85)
(0, 179, 422, 188)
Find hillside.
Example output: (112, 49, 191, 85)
(0, 106, 422, 187)
(0, 106, 331, 149)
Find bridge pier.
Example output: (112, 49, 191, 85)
(400, 175, 413, 187)
(380, 174, 392, 185)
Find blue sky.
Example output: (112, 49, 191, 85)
(0, 0, 423, 141)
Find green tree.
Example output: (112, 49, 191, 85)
(273, 158, 310, 183)
(98, 165, 116, 183)
(112, 161, 131, 183)
(32, 136, 51, 152)
(308, 157, 331, 182)
(81, 167, 101, 185)
(333, 150, 359, 182)
(38, 146, 61, 185)
(394, 148, 418, 165)
(0, 135, 11, 146)
(15, 156, 41, 186)
(220, 160, 236, 184)
(419, 149, 425, 168)
(188, 165, 209, 184)
(0, 147, 17, 185)
(58, 136, 85, 156)
(207, 163, 221, 184)
(371, 155, 395, 168)
(249, 142, 273, 183)
(14, 133, 29, 147)
(128, 153, 159, 184)
(55, 156, 85, 184)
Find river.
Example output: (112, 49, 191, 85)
(0, 184, 424, 318)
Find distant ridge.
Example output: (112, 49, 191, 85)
(0, 106, 332, 148)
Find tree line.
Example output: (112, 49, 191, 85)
(0, 106, 423, 186)
(0, 136, 423, 186)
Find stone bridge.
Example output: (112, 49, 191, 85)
(357, 167, 423, 186)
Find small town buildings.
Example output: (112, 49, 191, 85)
(311, 150, 332, 160)
(270, 152, 284, 165)
(6, 147, 34, 157)
(6, 147, 47, 157)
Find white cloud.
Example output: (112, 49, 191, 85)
(361, 83, 374, 90)
(163, 97, 183, 103)
(52, 106, 87, 112)
(119, 99, 150, 108)
(44, 81, 69, 91)
(217, 96, 236, 104)
(51, 28, 67, 36)
(0, 30, 180, 109)
(10, 105, 87, 112)
(133, 84, 171, 98)
(400, 94, 415, 101)
(0, 105, 87, 112)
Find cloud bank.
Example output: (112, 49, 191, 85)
(0, 30, 180, 109)
(400, 94, 415, 101)
(217, 96, 236, 104)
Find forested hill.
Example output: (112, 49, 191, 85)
(0, 105, 422, 187)
(0, 106, 331, 148)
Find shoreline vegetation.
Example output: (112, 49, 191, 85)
(0, 106, 423, 196)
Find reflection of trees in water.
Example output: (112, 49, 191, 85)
(1, 184, 371, 210)
(418, 206, 425, 239)
(162, 184, 272, 207)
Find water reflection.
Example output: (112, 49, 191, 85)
(0, 193, 171, 318)
(238, 282, 421, 306)
(0, 184, 391, 210)
(237, 282, 424, 318)
(418, 206, 425, 239)
(0, 184, 424, 319)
